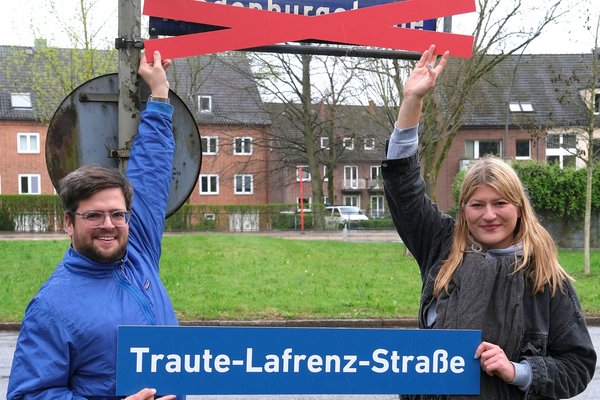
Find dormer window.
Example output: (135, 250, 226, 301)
(343, 137, 354, 150)
(520, 102, 534, 112)
(509, 101, 534, 112)
(11, 93, 32, 109)
(364, 138, 375, 150)
(198, 95, 212, 113)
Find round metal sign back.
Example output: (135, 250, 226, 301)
(46, 74, 201, 217)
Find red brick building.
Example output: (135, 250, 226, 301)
(428, 53, 598, 211)
(0, 110, 52, 195)
(2, 46, 599, 223)
(0, 47, 272, 208)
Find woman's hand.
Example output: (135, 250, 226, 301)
(395, 44, 449, 128)
(475, 341, 516, 383)
(403, 44, 449, 101)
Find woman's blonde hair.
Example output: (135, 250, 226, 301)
(433, 156, 571, 297)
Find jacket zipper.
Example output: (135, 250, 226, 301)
(112, 263, 156, 325)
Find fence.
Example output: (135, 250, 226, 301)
(2, 195, 599, 248)
(0, 198, 395, 234)
(163, 205, 394, 232)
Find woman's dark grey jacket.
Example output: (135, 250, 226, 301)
(382, 153, 596, 399)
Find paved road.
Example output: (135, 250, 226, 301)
(2, 327, 599, 399)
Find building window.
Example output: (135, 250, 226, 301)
(546, 133, 577, 168)
(17, 133, 40, 153)
(234, 174, 253, 194)
(11, 93, 32, 109)
(199, 174, 219, 194)
(509, 101, 534, 112)
(19, 174, 41, 194)
(201, 136, 218, 155)
(343, 137, 354, 150)
(370, 195, 385, 218)
(465, 140, 502, 158)
(343, 195, 359, 208)
(297, 197, 312, 211)
(515, 139, 531, 159)
(204, 213, 216, 221)
(594, 92, 600, 115)
(234, 137, 252, 155)
(296, 165, 311, 182)
(198, 95, 212, 113)
(593, 138, 600, 162)
(520, 102, 534, 112)
(344, 166, 358, 189)
(323, 165, 328, 182)
(364, 138, 375, 150)
(369, 165, 382, 188)
(370, 165, 381, 180)
(320, 137, 329, 149)
(546, 133, 577, 149)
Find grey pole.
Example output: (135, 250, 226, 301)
(117, 0, 142, 172)
(443, 16, 452, 33)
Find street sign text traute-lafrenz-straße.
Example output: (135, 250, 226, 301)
(128, 346, 467, 374)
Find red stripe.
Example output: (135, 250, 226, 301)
(143, 0, 475, 59)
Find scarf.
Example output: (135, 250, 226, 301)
(434, 249, 526, 399)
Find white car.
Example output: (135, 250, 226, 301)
(325, 206, 369, 222)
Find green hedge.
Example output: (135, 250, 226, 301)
(451, 160, 600, 220)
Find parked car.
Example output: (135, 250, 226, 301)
(325, 206, 369, 222)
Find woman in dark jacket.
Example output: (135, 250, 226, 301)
(382, 45, 596, 399)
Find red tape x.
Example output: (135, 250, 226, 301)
(143, 0, 475, 60)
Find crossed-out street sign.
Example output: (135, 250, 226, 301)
(143, 0, 476, 60)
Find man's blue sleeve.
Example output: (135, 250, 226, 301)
(7, 308, 87, 400)
(126, 102, 175, 266)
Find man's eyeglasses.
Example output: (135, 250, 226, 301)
(68, 210, 133, 228)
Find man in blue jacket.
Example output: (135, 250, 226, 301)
(8, 51, 179, 400)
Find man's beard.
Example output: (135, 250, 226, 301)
(79, 242, 127, 263)
(72, 231, 128, 263)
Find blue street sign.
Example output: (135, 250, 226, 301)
(149, 0, 436, 37)
(116, 326, 480, 396)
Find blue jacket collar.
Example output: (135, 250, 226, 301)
(63, 246, 129, 277)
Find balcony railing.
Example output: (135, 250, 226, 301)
(367, 178, 383, 189)
(342, 179, 367, 190)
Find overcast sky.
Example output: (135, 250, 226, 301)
(1, 0, 599, 53)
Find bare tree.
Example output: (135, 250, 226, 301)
(250, 47, 369, 227)
(421, 0, 573, 198)
(5, 0, 116, 122)
(546, 16, 600, 274)
(355, 0, 570, 200)
(583, 19, 600, 275)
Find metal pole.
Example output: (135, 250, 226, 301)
(246, 44, 422, 60)
(117, 0, 142, 172)
(443, 16, 452, 33)
(299, 166, 305, 232)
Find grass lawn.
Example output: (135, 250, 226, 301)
(1, 233, 599, 322)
